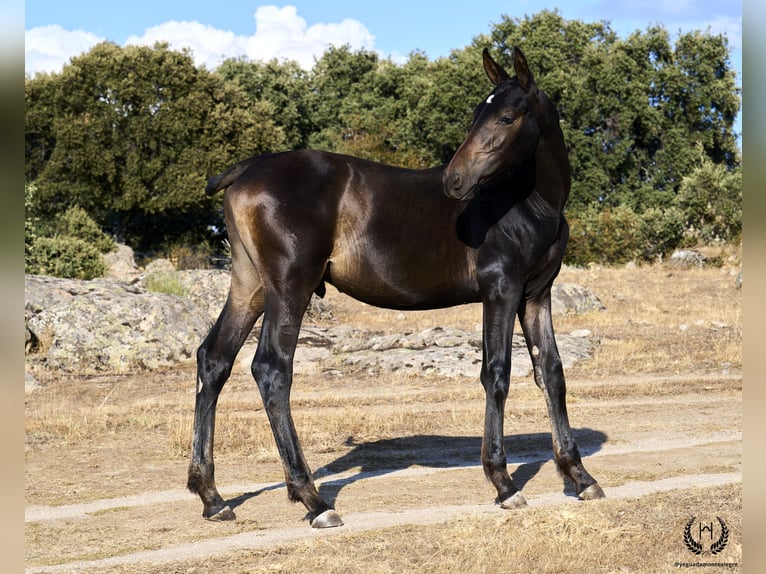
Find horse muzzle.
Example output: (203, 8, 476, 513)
(442, 168, 478, 201)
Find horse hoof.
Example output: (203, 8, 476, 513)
(500, 491, 528, 509)
(311, 509, 344, 529)
(205, 505, 236, 521)
(579, 483, 605, 501)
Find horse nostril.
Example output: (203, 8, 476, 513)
(451, 173, 462, 190)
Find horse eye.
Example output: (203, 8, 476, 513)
(499, 116, 515, 125)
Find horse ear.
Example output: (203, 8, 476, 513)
(512, 46, 534, 90)
(482, 48, 510, 86)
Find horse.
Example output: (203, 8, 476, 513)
(188, 47, 605, 528)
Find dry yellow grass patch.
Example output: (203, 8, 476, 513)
(72, 484, 742, 574)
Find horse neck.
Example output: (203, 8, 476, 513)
(532, 107, 571, 214)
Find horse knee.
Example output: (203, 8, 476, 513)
(480, 360, 510, 399)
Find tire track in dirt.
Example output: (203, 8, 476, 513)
(25, 430, 740, 524)
(25, 411, 740, 523)
(25, 471, 740, 574)
(25, 373, 741, 572)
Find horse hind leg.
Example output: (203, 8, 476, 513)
(251, 281, 343, 528)
(188, 271, 264, 521)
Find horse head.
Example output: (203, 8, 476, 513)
(443, 47, 548, 202)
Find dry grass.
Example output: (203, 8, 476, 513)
(25, 261, 742, 464)
(26, 262, 741, 454)
(69, 484, 743, 574)
(555, 265, 741, 378)
(25, 261, 742, 572)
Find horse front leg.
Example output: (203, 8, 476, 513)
(519, 294, 605, 500)
(479, 294, 528, 509)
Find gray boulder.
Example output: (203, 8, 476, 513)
(551, 283, 605, 315)
(293, 325, 594, 379)
(24, 270, 602, 379)
(668, 249, 706, 269)
(25, 275, 211, 373)
(102, 243, 139, 279)
(175, 270, 231, 321)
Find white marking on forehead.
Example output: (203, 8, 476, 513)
(486, 93, 495, 105)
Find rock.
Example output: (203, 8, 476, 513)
(735, 270, 742, 289)
(102, 244, 138, 279)
(25, 270, 600, 379)
(144, 258, 176, 274)
(25, 370, 40, 393)
(299, 325, 594, 379)
(25, 275, 211, 373)
(551, 283, 605, 315)
(668, 249, 706, 269)
(176, 270, 231, 322)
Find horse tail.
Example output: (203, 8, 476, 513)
(205, 159, 254, 195)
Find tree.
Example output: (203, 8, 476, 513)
(676, 148, 742, 243)
(217, 57, 311, 150)
(25, 183, 114, 279)
(26, 42, 285, 252)
(306, 45, 381, 151)
(25, 12, 741, 265)
(485, 10, 740, 212)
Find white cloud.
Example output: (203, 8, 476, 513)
(124, 20, 243, 69)
(25, 25, 104, 76)
(25, 5, 376, 76)
(240, 5, 375, 69)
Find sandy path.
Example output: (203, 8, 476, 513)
(25, 470, 740, 574)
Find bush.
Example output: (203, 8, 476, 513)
(676, 158, 741, 243)
(26, 235, 106, 279)
(638, 206, 692, 261)
(565, 205, 642, 265)
(55, 205, 116, 253)
(26, 184, 116, 279)
(565, 204, 696, 266)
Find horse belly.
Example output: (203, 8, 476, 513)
(325, 240, 477, 310)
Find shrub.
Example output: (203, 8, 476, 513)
(25, 183, 116, 279)
(27, 235, 106, 279)
(676, 159, 742, 243)
(55, 205, 116, 253)
(638, 206, 692, 261)
(565, 205, 642, 266)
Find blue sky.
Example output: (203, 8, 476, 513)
(25, 1, 742, 134)
(25, 1, 741, 74)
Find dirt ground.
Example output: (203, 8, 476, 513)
(24, 263, 743, 573)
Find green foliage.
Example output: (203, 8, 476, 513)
(487, 10, 740, 212)
(676, 153, 742, 243)
(25, 183, 39, 264)
(566, 205, 642, 265)
(26, 235, 106, 280)
(26, 41, 284, 252)
(217, 57, 310, 150)
(566, 203, 697, 265)
(26, 183, 115, 279)
(24, 10, 742, 264)
(638, 207, 692, 261)
(54, 205, 116, 253)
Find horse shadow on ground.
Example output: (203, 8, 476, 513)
(225, 428, 607, 513)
